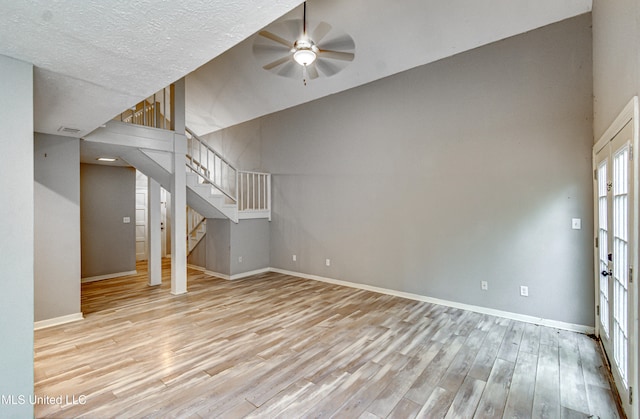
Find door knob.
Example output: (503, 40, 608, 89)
(601, 270, 611, 277)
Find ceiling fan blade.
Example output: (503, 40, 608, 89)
(311, 22, 332, 44)
(307, 64, 319, 80)
(277, 61, 300, 78)
(258, 30, 293, 48)
(252, 43, 290, 58)
(315, 58, 342, 77)
(263, 55, 292, 70)
(318, 35, 355, 52)
(318, 50, 355, 62)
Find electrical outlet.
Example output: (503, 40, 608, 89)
(238, 256, 243, 263)
(481, 281, 488, 291)
(292, 254, 297, 262)
(123, 216, 131, 224)
(520, 285, 529, 297)
(325, 259, 331, 267)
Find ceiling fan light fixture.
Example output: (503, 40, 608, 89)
(254, 12, 355, 80)
(293, 39, 318, 66)
(293, 48, 317, 66)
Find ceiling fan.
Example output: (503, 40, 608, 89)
(252, 2, 355, 84)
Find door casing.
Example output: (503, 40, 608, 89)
(593, 96, 639, 419)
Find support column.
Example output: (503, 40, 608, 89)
(171, 78, 187, 295)
(148, 178, 162, 286)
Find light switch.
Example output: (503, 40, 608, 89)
(571, 218, 581, 230)
(123, 217, 131, 224)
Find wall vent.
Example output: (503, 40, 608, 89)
(57, 126, 82, 134)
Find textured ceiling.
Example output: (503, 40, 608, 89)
(0, 0, 591, 141)
(0, 0, 303, 137)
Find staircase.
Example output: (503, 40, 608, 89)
(184, 127, 271, 223)
(85, 87, 271, 227)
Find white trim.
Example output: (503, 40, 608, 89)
(34, 313, 83, 330)
(230, 268, 271, 280)
(81, 270, 137, 283)
(592, 96, 639, 419)
(187, 264, 228, 279)
(270, 268, 595, 334)
(238, 210, 271, 220)
(633, 97, 640, 419)
(187, 264, 270, 281)
(594, 97, 639, 153)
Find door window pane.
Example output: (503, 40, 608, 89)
(597, 161, 609, 336)
(612, 145, 629, 386)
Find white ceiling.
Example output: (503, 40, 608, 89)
(0, 0, 591, 141)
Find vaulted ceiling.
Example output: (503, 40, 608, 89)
(0, 0, 592, 139)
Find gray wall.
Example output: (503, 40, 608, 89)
(230, 219, 270, 275)
(203, 218, 231, 275)
(219, 15, 595, 326)
(592, 0, 640, 140)
(193, 218, 270, 277)
(201, 120, 263, 171)
(0, 54, 34, 418)
(34, 134, 81, 321)
(80, 164, 136, 278)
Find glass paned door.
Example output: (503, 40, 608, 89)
(594, 119, 635, 417)
(612, 144, 630, 386)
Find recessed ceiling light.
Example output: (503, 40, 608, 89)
(97, 157, 117, 162)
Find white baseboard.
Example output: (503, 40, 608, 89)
(81, 270, 137, 283)
(188, 264, 270, 281)
(188, 264, 227, 279)
(230, 268, 271, 280)
(34, 312, 84, 330)
(269, 268, 595, 335)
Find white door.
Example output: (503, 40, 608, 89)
(135, 189, 148, 261)
(595, 119, 635, 417)
(135, 171, 149, 262)
(161, 187, 168, 257)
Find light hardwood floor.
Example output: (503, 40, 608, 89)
(34, 260, 623, 418)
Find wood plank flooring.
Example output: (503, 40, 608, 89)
(34, 260, 623, 418)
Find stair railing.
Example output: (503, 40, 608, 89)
(113, 85, 271, 220)
(116, 86, 171, 129)
(185, 127, 238, 202)
(238, 171, 271, 213)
